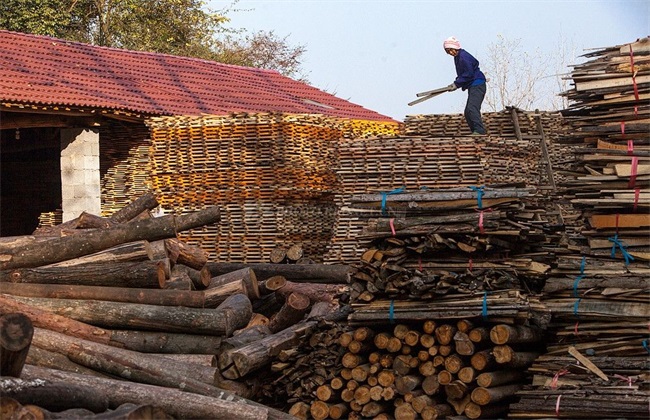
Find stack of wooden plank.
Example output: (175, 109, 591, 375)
(509, 37, 650, 419)
(324, 109, 564, 263)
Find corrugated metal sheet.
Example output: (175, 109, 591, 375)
(0, 30, 396, 122)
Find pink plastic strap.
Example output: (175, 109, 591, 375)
(551, 369, 569, 389)
(389, 218, 396, 236)
(629, 156, 639, 188)
(478, 210, 485, 234)
(468, 258, 473, 272)
(634, 188, 640, 212)
(614, 374, 633, 388)
(555, 395, 562, 416)
(574, 321, 580, 336)
(621, 121, 626, 137)
(627, 139, 634, 155)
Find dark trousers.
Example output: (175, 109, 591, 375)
(464, 83, 486, 134)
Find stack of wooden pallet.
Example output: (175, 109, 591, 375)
(144, 113, 399, 263)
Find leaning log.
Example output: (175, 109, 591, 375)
(8, 293, 252, 336)
(44, 241, 153, 267)
(22, 365, 290, 420)
(0, 313, 33, 377)
(0, 206, 220, 269)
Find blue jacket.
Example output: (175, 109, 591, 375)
(453, 49, 486, 90)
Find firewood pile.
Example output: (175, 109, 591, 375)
(508, 37, 650, 419)
(0, 193, 354, 419)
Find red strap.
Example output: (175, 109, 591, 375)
(478, 210, 485, 234)
(629, 156, 639, 188)
(389, 218, 396, 236)
(574, 321, 580, 336)
(634, 188, 640, 212)
(621, 121, 626, 137)
(627, 139, 634, 155)
(468, 258, 473, 273)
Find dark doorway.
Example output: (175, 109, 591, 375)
(1, 127, 62, 236)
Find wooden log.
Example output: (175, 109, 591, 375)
(0, 313, 33, 377)
(220, 302, 339, 379)
(395, 374, 422, 395)
(468, 327, 490, 343)
(21, 364, 288, 420)
(0, 376, 109, 413)
(464, 401, 509, 419)
(492, 345, 540, 368)
(286, 244, 304, 262)
(31, 327, 250, 397)
(434, 324, 456, 345)
(445, 380, 470, 400)
(275, 280, 346, 305)
(471, 384, 522, 405)
(165, 238, 208, 270)
(489, 324, 544, 345)
(454, 331, 475, 355)
(470, 350, 497, 371)
(44, 241, 153, 267)
(458, 366, 477, 384)
(27, 345, 112, 378)
(0, 207, 220, 269)
(109, 192, 160, 224)
(328, 402, 349, 419)
(268, 292, 310, 333)
(205, 262, 351, 284)
(259, 275, 287, 295)
(0, 259, 168, 288)
(289, 402, 310, 420)
(8, 293, 252, 336)
(208, 268, 260, 300)
(394, 402, 418, 420)
(476, 370, 526, 388)
(361, 401, 386, 417)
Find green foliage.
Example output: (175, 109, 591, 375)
(0, 0, 307, 80)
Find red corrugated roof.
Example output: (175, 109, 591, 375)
(0, 30, 397, 122)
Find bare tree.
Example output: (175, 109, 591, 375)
(483, 34, 553, 111)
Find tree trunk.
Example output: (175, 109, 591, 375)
(0, 259, 168, 288)
(8, 293, 252, 336)
(268, 292, 311, 333)
(208, 268, 260, 300)
(275, 280, 346, 305)
(44, 241, 153, 267)
(0, 207, 220, 269)
(0, 313, 33, 377)
(165, 238, 208, 270)
(22, 365, 289, 420)
(109, 192, 160, 223)
(27, 345, 111, 378)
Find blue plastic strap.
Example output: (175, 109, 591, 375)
(380, 187, 405, 215)
(572, 275, 584, 298)
(389, 299, 395, 324)
(608, 235, 635, 266)
(470, 186, 485, 210)
(482, 291, 488, 320)
(643, 340, 650, 354)
(573, 298, 582, 317)
(579, 256, 586, 275)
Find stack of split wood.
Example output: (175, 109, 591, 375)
(0, 192, 352, 419)
(286, 321, 544, 420)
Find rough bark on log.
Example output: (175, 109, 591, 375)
(275, 280, 346, 305)
(44, 241, 153, 268)
(268, 292, 310, 333)
(208, 268, 260, 300)
(0, 207, 220, 269)
(0, 313, 33, 377)
(0, 259, 168, 288)
(27, 345, 111, 378)
(0, 376, 109, 413)
(31, 327, 251, 397)
(109, 192, 160, 224)
(165, 238, 208, 270)
(21, 365, 288, 420)
(8, 293, 252, 336)
(0, 294, 223, 353)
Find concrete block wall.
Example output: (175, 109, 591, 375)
(60, 128, 101, 222)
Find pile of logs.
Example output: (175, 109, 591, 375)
(286, 320, 544, 420)
(0, 192, 353, 419)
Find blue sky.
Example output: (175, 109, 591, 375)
(208, 0, 649, 121)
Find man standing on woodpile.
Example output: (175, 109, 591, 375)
(444, 36, 487, 136)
